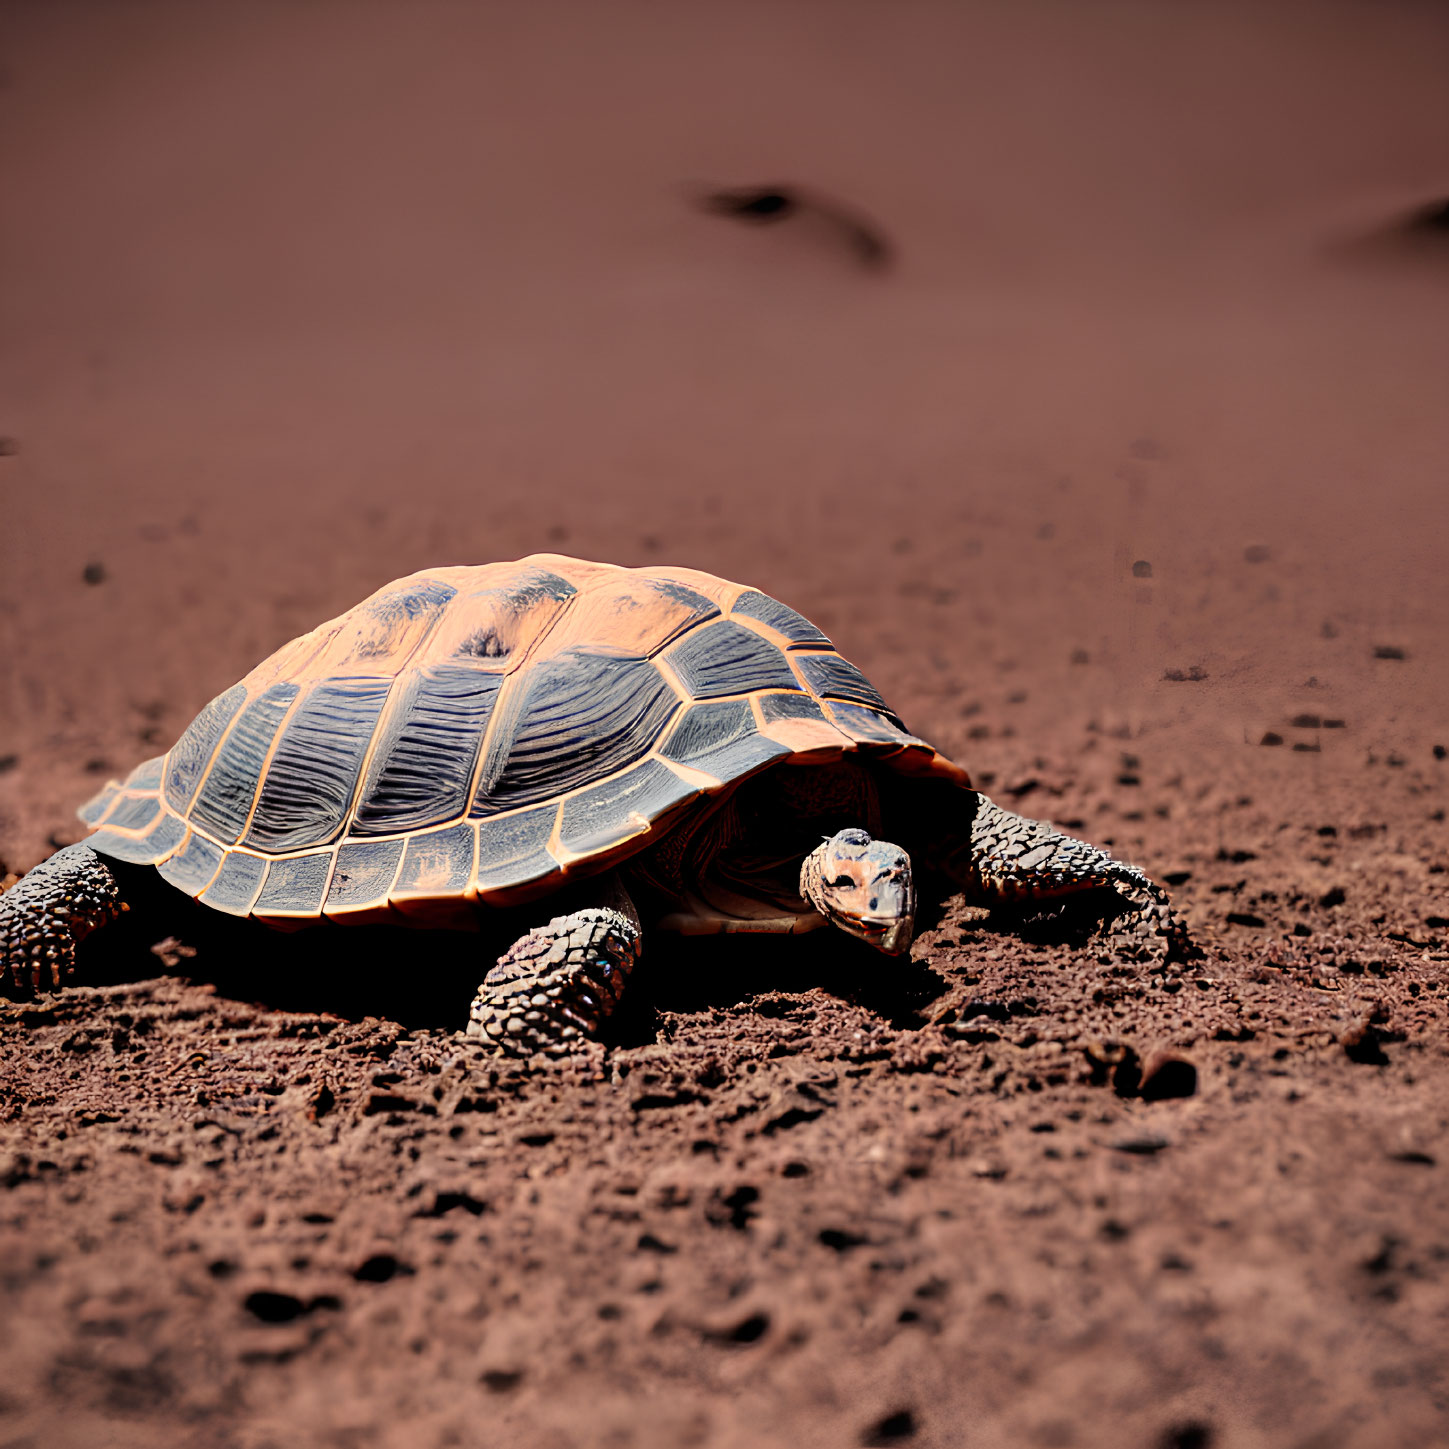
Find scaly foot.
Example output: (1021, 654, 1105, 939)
(467, 905, 642, 1056)
(0, 844, 128, 997)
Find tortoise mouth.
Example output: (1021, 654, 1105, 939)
(851, 915, 914, 956)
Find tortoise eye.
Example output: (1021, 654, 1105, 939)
(827, 874, 855, 890)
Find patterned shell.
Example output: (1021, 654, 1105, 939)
(77, 556, 968, 926)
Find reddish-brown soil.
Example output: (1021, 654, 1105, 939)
(2, 4, 1447, 1446)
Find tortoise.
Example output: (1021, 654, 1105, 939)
(0, 555, 1185, 1054)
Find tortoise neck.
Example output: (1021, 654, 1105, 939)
(632, 760, 882, 910)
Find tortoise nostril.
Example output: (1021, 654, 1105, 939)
(869, 897, 879, 911)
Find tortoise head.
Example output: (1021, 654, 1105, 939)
(800, 828, 915, 956)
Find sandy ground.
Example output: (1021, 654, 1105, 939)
(2, 3, 1447, 1445)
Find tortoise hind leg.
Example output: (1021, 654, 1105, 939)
(936, 793, 1189, 963)
(467, 874, 642, 1056)
(0, 844, 129, 996)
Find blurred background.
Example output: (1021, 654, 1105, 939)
(2, 0, 1446, 870)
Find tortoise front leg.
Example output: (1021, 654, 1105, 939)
(934, 793, 1188, 963)
(466, 875, 642, 1056)
(0, 844, 129, 996)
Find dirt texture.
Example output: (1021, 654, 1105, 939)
(2, 3, 1448, 1447)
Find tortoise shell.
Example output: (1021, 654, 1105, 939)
(76, 556, 968, 927)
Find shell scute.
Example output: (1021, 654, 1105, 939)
(306, 579, 456, 676)
(164, 683, 248, 812)
(325, 839, 405, 917)
(77, 783, 121, 828)
(188, 682, 299, 843)
(538, 576, 719, 662)
(556, 758, 700, 860)
(759, 691, 831, 725)
(474, 805, 559, 895)
(752, 691, 855, 759)
(158, 833, 223, 896)
(729, 589, 832, 647)
(87, 817, 185, 857)
(471, 650, 677, 816)
(124, 756, 166, 791)
(244, 675, 393, 852)
(664, 619, 799, 699)
(394, 823, 476, 899)
(352, 665, 501, 837)
(105, 793, 164, 834)
(88, 814, 185, 865)
(421, 568, 578, 674)
(793, 652, 890, 712)
(656, 698, 793, 787)
(199, 851, 268, 916)
(254, 851, 333, 917)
